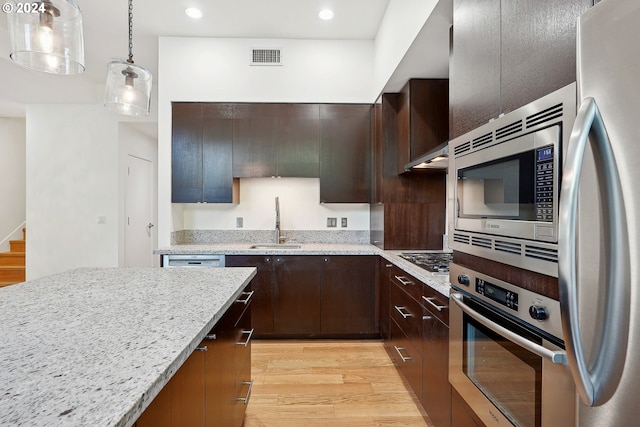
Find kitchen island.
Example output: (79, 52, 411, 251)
(0, 267, 256, 427)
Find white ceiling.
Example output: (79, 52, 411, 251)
(0, 0, 451, 119)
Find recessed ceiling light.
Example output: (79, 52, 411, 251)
(318, 9, 334, 20)
(185, 7, 203, 19)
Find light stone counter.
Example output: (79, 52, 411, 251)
(156, 243, 452, 297)
(0, 267, 256, 427)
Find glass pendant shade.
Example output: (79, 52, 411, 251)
(7, 0, 85, 74)
(104, 60, 152, 116)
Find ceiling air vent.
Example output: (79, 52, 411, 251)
(251, 48, 282, 66)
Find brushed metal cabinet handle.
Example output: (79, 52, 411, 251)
(422, 295, 448, 312)
(235, 329, 254, 347)
(394, 275, 413, 286)
(394, 305, 413, 319)
(394, 346, 412, 362)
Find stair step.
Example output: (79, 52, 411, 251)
(0, 266, 25, 282)
(0, 252, 25, 266)
(10, 240, 25, 253)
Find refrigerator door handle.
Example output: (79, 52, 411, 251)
(559, 97, 630, 407)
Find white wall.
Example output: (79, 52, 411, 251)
(373, 0, 440, 97)
(158, 37, 376, 246)
(26, 105, 120, 279)
(182, 178, 369, 230)
(0, 117, 26, 252)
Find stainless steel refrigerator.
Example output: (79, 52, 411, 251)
(558, 0, 640, 425)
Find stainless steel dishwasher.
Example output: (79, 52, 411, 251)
(161, 254, 225, 268)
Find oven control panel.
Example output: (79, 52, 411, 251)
(476, 278, 519, 311)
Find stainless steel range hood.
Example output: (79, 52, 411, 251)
(403, 141, 449, 171)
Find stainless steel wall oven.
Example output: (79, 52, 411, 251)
(449, 263, 575, 427)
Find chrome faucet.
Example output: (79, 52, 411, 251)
(275, 196, 281, 244)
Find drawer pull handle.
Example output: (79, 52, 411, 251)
(236, 380, 254, 405)
(422, 295, 448, 312)
(385, 264, 393, 268)
(423, 315, 433, 321)
(236, 290, 255, 305)
(195, 345, 208, 352)
(394, 305, 413, 319)
(204, 333, 217, 340)
(394, 275, 414, 286)
(236, 329, 254, 347)
(394, 346, 413, 362)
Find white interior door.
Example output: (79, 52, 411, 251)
(125, 155, 154, 267)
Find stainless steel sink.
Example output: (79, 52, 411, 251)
(249, 244, 301, 249)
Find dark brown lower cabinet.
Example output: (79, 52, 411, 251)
(383, 262, 452, 427)
(273, 255, 323, 336)
(225, 256, 274, 337)
(136, 284, 253, 427)
(228, 255, 377, 338)
(320, 256, 376, 336)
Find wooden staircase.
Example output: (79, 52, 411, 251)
(0, 228, 26, 288)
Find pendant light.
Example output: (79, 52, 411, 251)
(7, 0, 85, 74)
(104, 0, 152, 116)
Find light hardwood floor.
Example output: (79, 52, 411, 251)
(245, 340, 432, 427)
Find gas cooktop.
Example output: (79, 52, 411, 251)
(398, 252, 452, 275)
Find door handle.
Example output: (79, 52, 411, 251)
(559, 97, 630, 406)
(147, 222, 154, 230)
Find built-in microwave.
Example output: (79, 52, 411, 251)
(448, 83, 576, 276)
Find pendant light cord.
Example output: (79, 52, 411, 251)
(127, 0, 134, 64)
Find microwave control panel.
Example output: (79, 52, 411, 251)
(535, 145, 555, 222)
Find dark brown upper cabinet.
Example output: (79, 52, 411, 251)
(232, 103, 321, 178)
(449, 0, 593, 139)
(275, 104, 320, 177)
(319, 104, 372, 203)
(232, 104, 278, 177)
(172, 103, 238, 204)
(396, 79, 449, 174)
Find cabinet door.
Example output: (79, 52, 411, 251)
(233, 104, 278, 177)
(449, 0, 501, 139)
(319, 104, 372, 203)
(423, 313, 451, 427)
(320, 256, 376, 336)
(225, 256, 274, 336)
(204, 302, 237, 427)
(276, 104, 320, 177)
(500, 0, 592, 114)
(172, 103, 203, 203)
(273, 256, 322, 336)
(202, 104, 235, 203)
(233, 302, 253, 427)
(379, 259, 392, 340)
(136, 345, 206, 427)
(397, 79, 449, 173)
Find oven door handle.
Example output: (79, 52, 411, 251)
(451, 293, 567, 364)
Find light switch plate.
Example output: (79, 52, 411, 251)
(236, 217, 243, 228)
(327, 217, 337, 228)
(341, 217, 347, 228)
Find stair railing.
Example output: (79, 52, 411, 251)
(0, 221, 26, 249)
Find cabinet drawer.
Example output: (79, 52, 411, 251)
(389, 265, 422, 303)
(422, 285, 449, 326)
(389, 317, 422, 401)
(390, 282, 422, 353)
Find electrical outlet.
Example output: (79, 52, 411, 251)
(341, 217, 348, 228)
(236, 217, 243, 228)
(327, 217, 337, 228)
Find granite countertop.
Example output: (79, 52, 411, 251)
(156, 243, 452, 297)
(0, 267, 256, 427)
